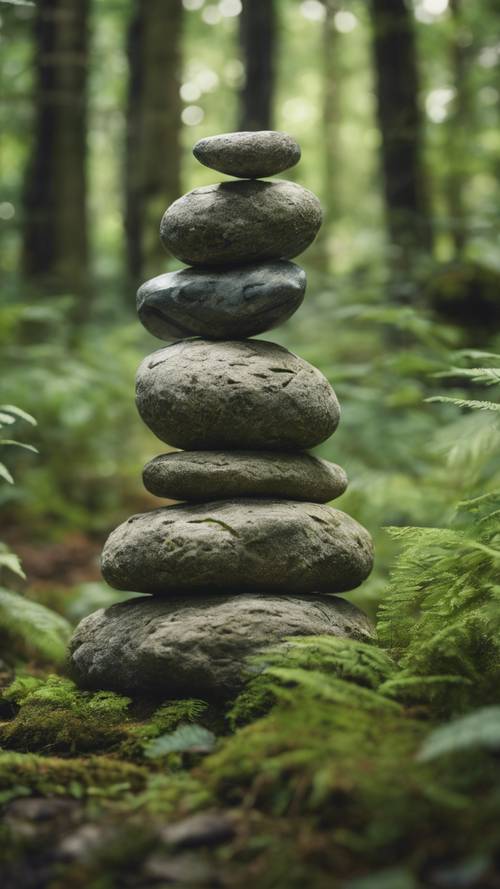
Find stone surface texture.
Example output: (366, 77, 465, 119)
(136, 261, 306, 341)
(69, 593, 373, 699)
(135, 339, 340, 451)
(100, 500, 374, 596)
(192, 131, 301, 179)
(160, 180, 322, 267)
(143, 450, 348, 504)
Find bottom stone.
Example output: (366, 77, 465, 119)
(69, 594, 372, 700)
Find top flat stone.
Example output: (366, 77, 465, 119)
(192, 131, 301, 179)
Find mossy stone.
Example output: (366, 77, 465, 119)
(70, 594, 372, 700)
(143, 450, 348, 503)
(100, 500, 373, 596)
(160, 180, 322, 267)
(135, 339, 339, 451)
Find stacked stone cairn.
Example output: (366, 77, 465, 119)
(70, 132, 374, 701)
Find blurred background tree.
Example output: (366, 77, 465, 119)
(1, 0, 500, 614)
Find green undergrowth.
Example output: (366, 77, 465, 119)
(3, 355, 500, 885)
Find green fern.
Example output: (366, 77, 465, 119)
(418, 707, 500, 762)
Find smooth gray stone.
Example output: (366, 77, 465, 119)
(143, 451, 348, 503)
(160, 180, 322, 267)
(136, 261, 306, 341)
(100, 500, 374, 596)
(135, 339, 339, 451)
(70, 593, 373, 699)
(192, 130, 301, 179)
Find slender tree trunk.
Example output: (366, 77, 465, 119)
(22, 0, 89, 301)
(238, 0, 276, 131)
(369, 0, 433, 270)
(446, 0, 470, 258)
(125, 0, 183, 285)
(319, 0, 342, 271)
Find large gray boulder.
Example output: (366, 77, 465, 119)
(136, 261, 306, 341)
(135, 339, 339, 451)
(160, 180, 322, 267)
(101, 500, 374, 596)
(69, 593, 373, 699)
(143, 450, 348, 504)
(192, 130, 301, 179)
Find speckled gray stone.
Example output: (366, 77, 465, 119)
(143, 451, 348, 504)
(100, 500, 374, 596)
(160, 180, 322, 267)
(135, 339, 339, 451)
(192, 131, 301, 179)
(69, 593, 373, 699)
(136, 261, 306, 341)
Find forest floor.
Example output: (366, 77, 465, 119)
(1, 582, 499, 889)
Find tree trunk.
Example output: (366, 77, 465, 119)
(238, 0, 276, 131)
(319, 0, 342, 271)
(445, 0, 470, 258)
(22, 0, 89, 301)
(369, 0, 433, 270)
(125, 0, 183, 285)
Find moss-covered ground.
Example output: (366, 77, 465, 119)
(1, 633, 499, 889)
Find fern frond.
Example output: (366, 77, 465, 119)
(426, 396, 500, 412)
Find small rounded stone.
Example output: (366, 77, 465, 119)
(143, 451, 348, 504)
(135, 339, 340, 451)
(70, 593, 373, 700)
(192, 131, 301, 179)
(160, 180, 322, 267)
(136, 261, 306, 341)
(100, 500, 374, 596)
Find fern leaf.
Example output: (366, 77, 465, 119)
(418, 707, 500, 761)
(0, 462, 14, 484)
(426, 396, 500, 412)
(0, 405, 37, 425)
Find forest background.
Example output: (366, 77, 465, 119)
(3, 0, 500, 616)
(2, 2, 500, 885)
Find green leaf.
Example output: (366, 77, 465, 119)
(0, 551, 26, 579)
(0, 413, 16, 426)
(144, 724, 216, 758)
(426, 396, 500, 412)
(418, 707, 500, 762)
(0, 440, 38, 453)
(0, 588, 71, 666)
(0, 405, 37, 425)
(0, 462, 14, 484)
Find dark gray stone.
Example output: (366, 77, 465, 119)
(192, 130, 301, 179)
(143, 451, 348, 504)
(136, 261, 306, 341)
(160, 180, 322, 267)
(135, 339, 340, 451)
(70, 593, 373, 699)
(100, 500, 374, 596)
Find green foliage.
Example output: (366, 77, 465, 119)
(0, 750, 148, 804)
(0, 587, 71, 666)
(0, 674, 132, 754)
(144, 725, 216, 759)
(149, 699, 208, 734)
(377, 490, 500, 715)
(418, 706, 500, 762)
(229, 636, 396, 728)
(0, 402, 36, 582)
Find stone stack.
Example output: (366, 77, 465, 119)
(70, 132, 374, 701)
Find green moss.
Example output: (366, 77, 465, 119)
(0, 750, 148, 803)
(0, 674, 133, 755)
